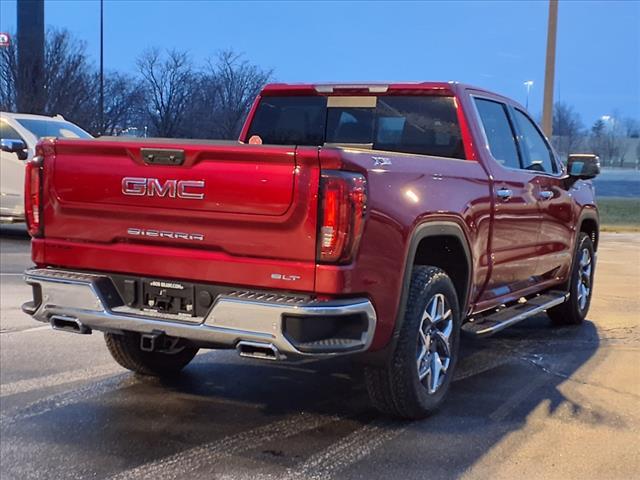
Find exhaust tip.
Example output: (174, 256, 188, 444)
(236, 341, 282, 361)
(50, 315, 92, 335)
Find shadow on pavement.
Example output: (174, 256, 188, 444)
(1, 313, 603, 479)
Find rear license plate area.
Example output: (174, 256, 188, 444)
(142, 280, 195, 316)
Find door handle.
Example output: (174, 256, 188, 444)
(539, 190, 554, 200)
(496, 188, 513, 201)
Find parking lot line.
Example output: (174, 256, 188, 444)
(0, 364, 123, 398)
(0, 373, 137, 427)
(0, 325, 50, 334)
(489, 374, 549, 422)
(283, 418, 409, 480)
(108, 413, 344, 480)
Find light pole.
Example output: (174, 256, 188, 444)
(17, 0, 44, 113)
(524, 80, 534, 110)
(99, 0, 104, 135)
(542, 0, 558, 137)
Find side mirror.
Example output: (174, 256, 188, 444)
(567, 154, 600, 180)
(0, 139, 28, 160)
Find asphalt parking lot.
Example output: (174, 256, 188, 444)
(1, 225, 639, 480)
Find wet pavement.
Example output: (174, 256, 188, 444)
(1, 226, 639, 479)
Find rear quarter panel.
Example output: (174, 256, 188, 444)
(316, 148, 492, 350)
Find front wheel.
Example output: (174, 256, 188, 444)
(104, 331, 199, 376)
(548, 232, 595, 325)
(365, 266, 461, 419)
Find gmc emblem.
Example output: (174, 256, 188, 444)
(122, 177, 205, 200)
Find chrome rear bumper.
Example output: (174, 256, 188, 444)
(22, 268, 377, 359)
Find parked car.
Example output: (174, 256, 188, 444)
(0, 112, 92, 223)
(21, 83, 600, 418)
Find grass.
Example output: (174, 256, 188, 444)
(597, 197, 640, 232)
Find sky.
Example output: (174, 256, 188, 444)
(1, 0, 638, 125)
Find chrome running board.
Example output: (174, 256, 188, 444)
(463, 291, 569, 337)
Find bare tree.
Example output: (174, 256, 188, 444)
(590, 119, 609, 164)
(622, 117, 640, 138)
(100, 73, 145, 135)
(0, 36, 18, 111)
(206, 50, 272, 139)
(137, 48, 195, 137)
(43, 30, 97, 128)
(181, 74, 220, 139)
(1, 29, 97, 129)
(590, 118, 627, 166)
(4, 32, 274, 140)
(552, 102, 584, 159)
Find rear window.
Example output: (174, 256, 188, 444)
(247, 96, 326, 146)
(247, 95, 465, 159)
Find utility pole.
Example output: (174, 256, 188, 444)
(99, 0, 104, 135)
(542, 0, 558, 138)
(17, 0, 45, 113)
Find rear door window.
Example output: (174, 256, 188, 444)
(474, 98, 521, 169)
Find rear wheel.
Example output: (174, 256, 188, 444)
(104, 331, 198, 376)
(548, 232, 595, 325)
(365, 266, 461, 419)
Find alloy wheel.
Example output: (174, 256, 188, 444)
(416, 293, 453, 394)
(577, 247, 592, 312)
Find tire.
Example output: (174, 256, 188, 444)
(104, 331, 199, 376)
(548, 232, 595, 326)
(365, 266, 461, 419)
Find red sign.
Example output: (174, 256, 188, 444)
(0, 33, 10, 47)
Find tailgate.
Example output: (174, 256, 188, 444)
(40, 138, 320, 291)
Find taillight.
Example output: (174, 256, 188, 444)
(317, 171, 367, 264)
(25, 156, 43, 237)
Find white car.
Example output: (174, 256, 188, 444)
(0, 112, 92, 223)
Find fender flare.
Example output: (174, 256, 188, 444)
(554, 206, 599, 293)
(576, 207, 599, 250)
(359, 220, 473, 366)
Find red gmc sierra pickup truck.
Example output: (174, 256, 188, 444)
(22, 82, 600, 418)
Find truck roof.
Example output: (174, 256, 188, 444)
(260, 81, 495, 96)
(259, 82, 526, 111)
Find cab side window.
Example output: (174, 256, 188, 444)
(512, 109, 556, 173)
(474, 98, 521, 169)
